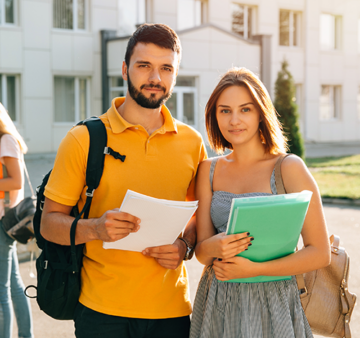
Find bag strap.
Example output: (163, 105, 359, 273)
(2, 158, 35, 213)
(274, 153, 291, 194)
(2, 165, 10, 212)
(69, 116, 126, 273)
(273, 154, 308, 294)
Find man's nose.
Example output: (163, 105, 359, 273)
(148, 69, 161, 83)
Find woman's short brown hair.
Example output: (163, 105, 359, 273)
(205, 67, 287, 154)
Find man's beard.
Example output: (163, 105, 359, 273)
(127, 72, 172, 109)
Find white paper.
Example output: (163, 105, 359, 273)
(103, 190, 198, 252)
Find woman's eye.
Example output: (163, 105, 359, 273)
(242, 107, 250, 112)
(221, 109, 231, 114)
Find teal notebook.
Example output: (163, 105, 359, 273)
(223, 190, 312, 283)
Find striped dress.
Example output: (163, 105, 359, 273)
(189, 158, 313, 338)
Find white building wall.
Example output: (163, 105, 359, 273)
(0, 0, 118, 153)
(0, 0, 359, 153)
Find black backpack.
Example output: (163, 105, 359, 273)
(25, 117, 125, 320)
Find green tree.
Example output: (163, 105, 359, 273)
(274, 60, 304, 158)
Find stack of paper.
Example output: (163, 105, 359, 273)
(224, 190, 312, 283)
(103, 190, 198, 252)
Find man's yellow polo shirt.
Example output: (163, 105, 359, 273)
(45, 97, 207, 319)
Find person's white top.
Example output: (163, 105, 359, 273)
(0, 134, 24, 217)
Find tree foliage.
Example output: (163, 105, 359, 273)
(274, 60, 304, 158)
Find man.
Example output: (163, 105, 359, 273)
(41, 23, 207, 338)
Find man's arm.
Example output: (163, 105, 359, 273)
(41, 197, 141, 245)
(141, 215, 196, 270)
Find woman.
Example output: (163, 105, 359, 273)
(190, 68, 330, 338)
(0, 103, 34, 338)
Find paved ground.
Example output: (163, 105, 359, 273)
(11, 203, 359, 338)
(9, 154, 360, 337)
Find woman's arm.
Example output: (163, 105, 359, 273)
(0, 157, 23, 191)
(195, 160, 251, 266)
(213, 155, 331, 280)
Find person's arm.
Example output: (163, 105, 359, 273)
(195, 160, 251, 266)
(41, 197, 140, 245)
(142, 216, 196, 270)
(213, 155, 331, 281)
(0, 157, 23, 191)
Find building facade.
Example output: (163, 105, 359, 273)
(0, 0, 360, 155)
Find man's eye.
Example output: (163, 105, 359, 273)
(163, 67, 172, 72)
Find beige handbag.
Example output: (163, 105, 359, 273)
(274, 154, 357, 338)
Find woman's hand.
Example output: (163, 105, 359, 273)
(202, 232, 253, 260)
(213, 256, 258, 281)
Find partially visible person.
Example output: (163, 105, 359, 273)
(0, 102, 34, 338)
(190, 67, 330, 338)
(41, 23, 206, 338)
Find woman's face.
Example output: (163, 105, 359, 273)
(216, 85, 262, 148)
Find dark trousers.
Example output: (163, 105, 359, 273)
(74, 303, 190, 338)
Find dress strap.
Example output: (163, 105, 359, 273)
(209, 157, 219, 192)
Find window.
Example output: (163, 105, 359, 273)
(118, 0, 150, 35)
(54, 76, 89, 123)
(109, 76, 127, 102)
(177, 0, 207, 31)
(0, 74, 18, 122)
(0, 0, 16, 25)
(53, 0, 86, 30)
(232, 3, 256, 39)
(320, 85, 341, 120)
(279, 10, 300, 47)
(320, 14, 341, 50)
(166, 77, 197, 126)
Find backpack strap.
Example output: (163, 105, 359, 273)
(69, 116, 126, 273)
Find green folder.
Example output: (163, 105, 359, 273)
(223, 190, 312, 283)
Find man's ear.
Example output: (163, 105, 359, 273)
(122, 61, 128, 81)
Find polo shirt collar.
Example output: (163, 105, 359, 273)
(107, 97, 178, 134)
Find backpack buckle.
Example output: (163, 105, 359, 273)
(44, 260, 48, 269)
(86, 189, 95, 197)
(104, 147, 110, 155)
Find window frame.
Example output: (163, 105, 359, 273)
(320, 13, 342, 51)
(109, 76, 128, 103)
(0, 74, 20, 123)
(231, 3, 257, 40)
(0, 0, 18, 26)
(53, 76, 90, 124)
(279, 9, 301, 47)
(319, 85, 342, 121)
(167, 77, 198, 128)
(52, 0, 88, 32)
(177, 0, 208, 31)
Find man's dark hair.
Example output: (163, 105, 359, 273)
(125, 23, 182, 67)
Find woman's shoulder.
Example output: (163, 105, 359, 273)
(280, 154, 307, 173)
(0, 134, 21, 155)
(279, 154, 315, 193)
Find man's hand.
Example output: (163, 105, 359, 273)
(142, 238, 187, 270)
(94, 209, 141, 242)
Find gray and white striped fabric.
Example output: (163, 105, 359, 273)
(189, 158, 313, 338)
